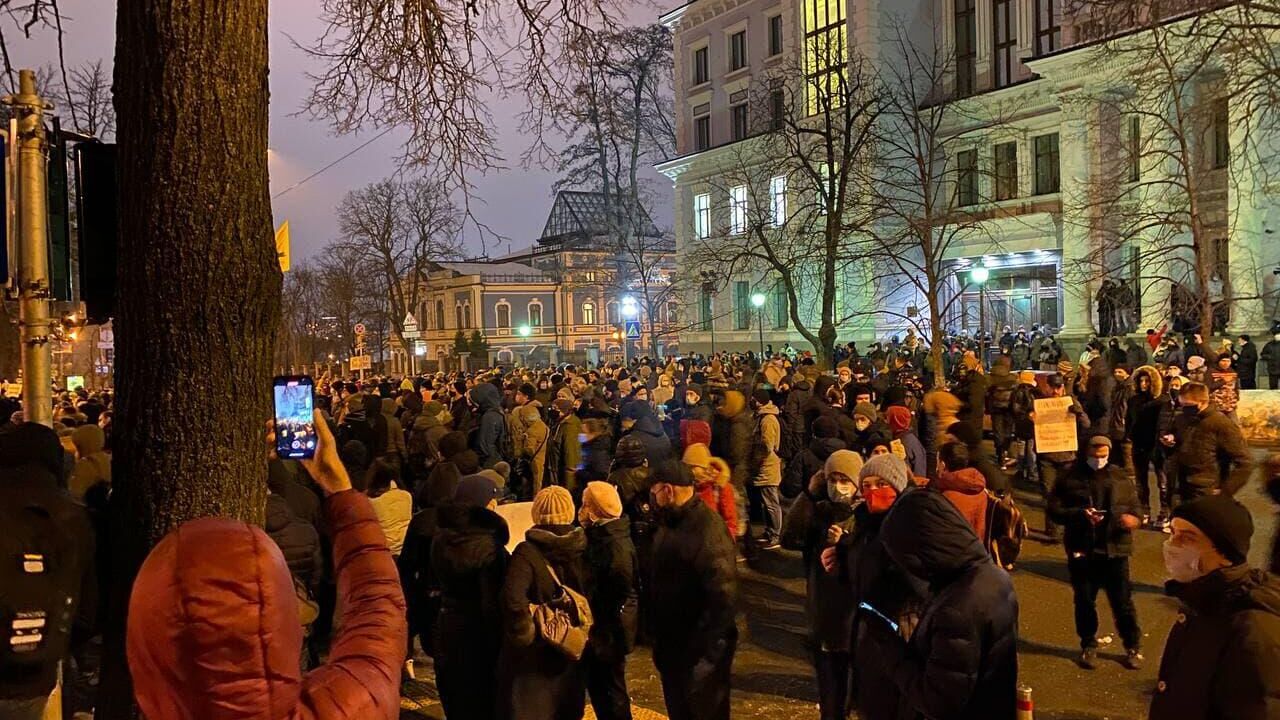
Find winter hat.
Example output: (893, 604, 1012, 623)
(1187, 356, 1206, 371)
(1057, 359, 1074, 375)
(824, 449, 864, 482)
(813, 416, 839, 439)
(614, 435, 648, 468)
(682, 442, 712, 469)
(423, 400, 444, 417)
(1088, 435, 1112, 449)
(492, 462, 511, 485)
(685, 383, 704, 398)
(621, 400, 653, 421)
(884, 406, 912, 435)
(751, 388, 772, 406)
(438, 431, 468, 459)
(553, 397, 576, 417)
(853, 402, 879, 422)
(454, 472, 501, 509)
(652, 458, 695, 487)
(1018, 370, 1036, 385)
(532, 486, 576, 526)
(707, 457, 730, 483)
(0, 422, 65, 480)
(581, 481, 623, 524)
(1172, 495, 1254, 565)
(858, 453, 911, 494)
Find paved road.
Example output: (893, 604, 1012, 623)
(401, 457, 1278, 720)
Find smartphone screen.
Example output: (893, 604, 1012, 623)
(274, 375, 316, 460)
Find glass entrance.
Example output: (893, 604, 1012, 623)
(955, 263, 1061, 335)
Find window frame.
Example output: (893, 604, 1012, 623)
(804, 0, 848, 115)
(699, 287, 713, 331)
(1034, 0, 1061, 56)
(1033, 133, 1060, 195)
(769, 14, 784, 56)
(734, 280, 751, 330)
(992, 0, 1017, 89)
(954, 0, 977, 97)
(731, 102, 749, 140)
(693, 46, 709, 85)
(694, 114, 711, 151)
(729, 185, 748, 235)
(769, 89, 786, 129)
(770, 175, 788, 226)
(993, 141, 1019, 201)
(693, 192, 711, 239)
(1212, 98, 1230, 169)
(729, 30, 747, 71)
(1125, 115, 1142, 183)
(581, 302, 596, 326)
(528, 299, 543, 327)
(495, 300, 511, 329)
(956, 149, 979, 206)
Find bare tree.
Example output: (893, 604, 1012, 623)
(65, 59, 115, 139)
(335, 175, 463, 361)
(687, 50, 882, 368)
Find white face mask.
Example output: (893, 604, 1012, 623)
(1086, 457, 1108, 471)
(855, 419, 871, 432)
(828, 481, 855, 505)
(1162, 540, 1206, 583)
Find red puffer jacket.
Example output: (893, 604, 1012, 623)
(127, 490, 407, 719)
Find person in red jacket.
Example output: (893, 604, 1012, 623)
(127, 411, 408, 720)
(682, 443, 738, 538)
(933, 441, 989, 543)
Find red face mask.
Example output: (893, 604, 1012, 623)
(864, 486, 898, 514)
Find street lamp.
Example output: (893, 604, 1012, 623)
(517, 325, 532, 367)
(751, 292, 767, 358)
(620, 296, 639, 364)
(969, 264, 990, 369)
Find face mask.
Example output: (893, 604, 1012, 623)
(864, 486, 898, 514)
(855, 419, 871, 432)
(686, 395, 698, 405)
(1086, 457, 1108, 471)
(828, 483, 855, 506)
(1162, 540, 1206, 583)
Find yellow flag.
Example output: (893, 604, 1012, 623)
(275, 221, 291, 272)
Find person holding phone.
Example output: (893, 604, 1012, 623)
(127, 409, 407, 720)
(1047, 435, 1144, 670)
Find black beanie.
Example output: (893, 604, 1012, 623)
(752, 388, 772, 406)
(1172, 495, 1254, 565)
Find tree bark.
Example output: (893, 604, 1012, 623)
(98, 0, 277, 717)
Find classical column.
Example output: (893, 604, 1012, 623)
(1057, 90, 1097, 341)
(1226, 70, 1277, 336)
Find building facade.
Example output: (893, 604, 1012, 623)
(657, 0, 1280, 356)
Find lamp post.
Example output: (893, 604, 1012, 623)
(518, 324, 531, 366)
(621, 296, 639, 365)
(969, 264, 990, 369)
(700, 271, 718, 357)
(751, 292, 767, 358)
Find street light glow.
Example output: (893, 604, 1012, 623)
(518, 324, 531, 337)
(750, 293, 767, 308)
(969, 265, 990, 284)
(621, 296, 639, 318)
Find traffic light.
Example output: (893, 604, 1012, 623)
(74, 142, 118, 324)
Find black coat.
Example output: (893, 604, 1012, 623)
(650, 496, 738, 673)
(264, 493, 322, 592)
(1045, 462, 1140, 557)
(580, 435, 613, 484)
(430, 503, 510, 718)
(784, 436, 846, 498)
(1263, 340, 1280, 376)
(865, 489, 1019, 720)
(622, 414, 672, 469)
(583, 517, 638, 663)
(1150, 566, 1280, 720)
(499, 526, 588, 720)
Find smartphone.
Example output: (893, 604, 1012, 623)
(274, 375, 317, 460)
(859, 601, 900, 633)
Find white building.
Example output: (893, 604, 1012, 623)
(658, 0, 1280, 356)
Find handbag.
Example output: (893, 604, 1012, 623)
(529, 561, 594, 661)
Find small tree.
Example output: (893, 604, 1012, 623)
(454, 329, 470, 356)
(469, 330, 490, 360)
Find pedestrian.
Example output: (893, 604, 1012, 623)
(620, 400, 672, 469)
(861, 488, 1019, 720)
(368, 462, 413, 557)
(580, 482, 639, 720)
(933, 441, 989, 541)
(1130, 368, 1171, 527)
(783, 415, 847, 498)
(986, 356, 1018, 466)
(68, 422, 110, 500)
(1235, 334, 1259, 390)
(469, 383, 509, 469)
(884, 405, 926, 478)
(850, 402, 891, 458)
(0, 424, 97, 720)
(1150, 495, 1280, 720)
(1168, 382, 1253, 502)
(649, 461, 738, 720)
(1034, 374, 1091, 543)
(516, 402, 550, 497)
(1011, 370, 1040, 485)
(548, 398, 584, 494)
(416, 430, 479, 509)
(749, 388, 784, 549)
(432, 472, 510, 720)
(1047, 436, 1145, 670)
(1263, 331, 1280, 389)
(128, 413, 407, 719)
(1209, 352, 1241, 419)
(499, 485, 588, 720)
(406, 399, 449, 492)
(683, 443, 739, 538)
(712, 389, 753, 542)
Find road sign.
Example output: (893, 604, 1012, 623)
(349, 355, 371, 371)
(353, 322, 366, 336)
(624, 320, 642, 340)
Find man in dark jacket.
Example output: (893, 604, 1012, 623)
(1131, 372, 1173, 527)
(1263, 333, 1280, 389)
(649, 461, 738, 720)
(431, 474, 509, 720)
(1106, 365, 1133, 468)
(580, 482, 638, 720)
(1168, 382, 1254, 502)
(1235, 334, 1259, 390)
(783, 416, 846, 498)
(0, 424, 97, 719)
(620, 400, 672, 469)
(862, 488, 1019, 720)
(1047, 436, 1144, 670)
(468, 382, 508, 469)
(1035, 374, 1091, 542)
(1151, 495, 1280, 720)
(986, 357, 1018, 466)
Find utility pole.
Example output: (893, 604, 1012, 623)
(10, 70, 51, 426)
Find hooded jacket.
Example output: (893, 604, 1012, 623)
(583, 517, 638, 663)
(1046, 460, 1140, 557)
(68, 423, 110, 499)
(933, 468, 989, 543)
(380, 398, 406, 459)
(866, 489, 1019, 720)
(127, 490, 407, 720)
(469, 383, 508, 469)
(713, 391, 754, 490)
(784, 436, 846, 499)
(622, 411, 672, 470)
(752, 402, 783, 487)
(1171, 407, 1254, 496)
(1150, 566, 1280, 720)
(265, 493, 323, 592)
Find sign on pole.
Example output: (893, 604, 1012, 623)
(1033, 396, 1079, 454)
(349, 355, 371, 371)
(624, 320, 642, 340)
(353, 322, 366, 336)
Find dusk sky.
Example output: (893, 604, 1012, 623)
(10, 0, 673, 262)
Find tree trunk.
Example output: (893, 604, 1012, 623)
(98, 0, 277, 717)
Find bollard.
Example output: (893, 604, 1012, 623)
(1016, 684, 1034, 720)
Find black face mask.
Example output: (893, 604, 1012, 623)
(1183, 404, 1201, 416)
(1169, 389, 1180, 403)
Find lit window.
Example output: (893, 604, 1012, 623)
(528, 300, 543, 327)
(804, 0, 847, 115)
(729, 185, 748, 235)
(693, 193, 711, 239)
(582, 302, 596, 325)
(770, 175, 787, 226)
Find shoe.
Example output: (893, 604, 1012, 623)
(403, 659, 416, 681)
(1078, 647, 1098, 670)
(1124, 649, 1144, 670)
(1162, 523, 1173, 535)
(759, 539, 782, 550)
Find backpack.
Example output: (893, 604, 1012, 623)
(989, 382, 1014, 412)
(0, 492, 85, 674)
(529, 560, 594, 661)
(984, 490, 1028, 570)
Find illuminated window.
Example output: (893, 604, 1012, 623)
(693, 193, 711, 239)
(729, 185, 748, 235)
(804, 0, 847, 115)
(770, 175, 788, 226)
(528, 300, 543, 327)
(582, 302, 596, 325)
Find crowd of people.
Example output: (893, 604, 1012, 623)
(2, 323, 1280, 719)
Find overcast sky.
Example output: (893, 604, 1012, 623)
(9, 1, 672, 262)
